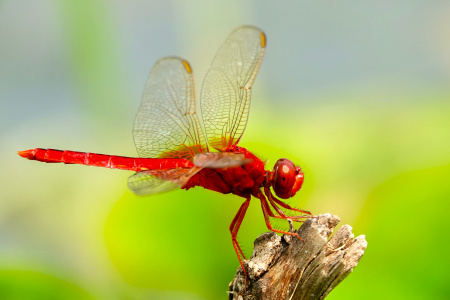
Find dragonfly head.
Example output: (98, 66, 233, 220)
(272, 158, 304, 199)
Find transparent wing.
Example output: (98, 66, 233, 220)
(133, 57, 207, 160)
(128, 167, 201, 195)
(200, 26, 266, 151)
(193, 152, 252, 168)
(128, 171, 180, 195)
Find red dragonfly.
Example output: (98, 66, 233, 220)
(18, 26, 312, 276)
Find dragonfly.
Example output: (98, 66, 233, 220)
(18, 25, 312, 276)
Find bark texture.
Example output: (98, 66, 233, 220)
(228, 214, 367, 300)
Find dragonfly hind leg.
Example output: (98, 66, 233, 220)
(230, 197, 251, 276)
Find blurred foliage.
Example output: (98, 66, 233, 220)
(0, 270, 94, 300)
(333, 164, 450, 300)
(59, 0, 129, 122)
(2, 1, 450, 300)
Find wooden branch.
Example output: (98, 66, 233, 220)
(228, 214, 367, 300)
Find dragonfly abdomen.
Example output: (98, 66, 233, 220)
(18, 148, 193, 171)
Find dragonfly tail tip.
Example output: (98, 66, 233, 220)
(18, 149, 34, 159)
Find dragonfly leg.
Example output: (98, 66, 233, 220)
(264, 186, 313, 217)
(254, 190, 289, 220)
(255, 190, 303, 240)
(230, 197, 251, 276)
(266, 192, 306, 222)
(259, 188, 308, 222)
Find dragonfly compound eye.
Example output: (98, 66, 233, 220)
(272, 159, 297, 199)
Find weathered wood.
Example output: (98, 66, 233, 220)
(228, 214, 367, 299)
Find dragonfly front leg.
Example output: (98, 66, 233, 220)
(254, 190, 303, 240)
(230, 197, 251, 276)
(264, 186, 312, 221)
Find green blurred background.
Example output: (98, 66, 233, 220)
(1, 1, 449, 299)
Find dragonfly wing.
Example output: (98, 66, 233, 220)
(133, 57, 207, 160)
(128, 171, 180, 195)
(200, 26, 266, 151)
(193, 152, 252, 169)
(128, 167, 202, 195)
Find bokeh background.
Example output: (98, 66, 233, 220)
(1, 1, 449, 299)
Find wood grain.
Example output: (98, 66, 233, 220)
(228, 214, 367, 300)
